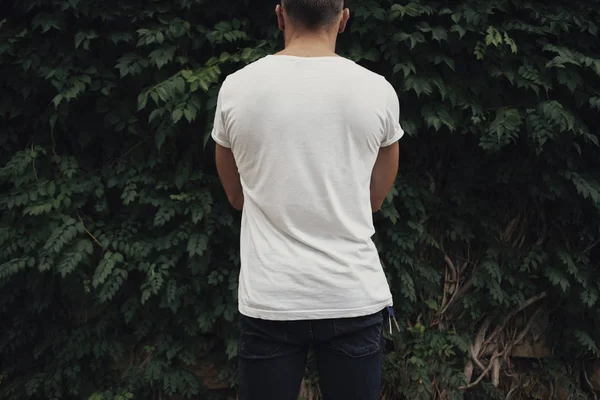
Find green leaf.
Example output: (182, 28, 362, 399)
(93, 252, 124, 289)
(451, 24, 466, 39)
(474, 41, 486, 60)
(154, 206, 176, 226)
(149, 109, 165, 124)
(480, 108, 522, 150)
(187, 234, 209, 257)
(491, 108, 522, 140)
(545, 267, 570, 292)
(557, 69, 582, 92)
(503, 32, 518, 53)
(403, 75, 433, 96)
(75, 31, 86, 49)
(171, 109, 183, 123)
(390, 3, 434, 19)
(565, 172, 600, 207)
(581, 289, 598, 308)
(431, 26, 448, 42)
(137, 92, 148, 111)
(32, 13, 62, 33)
(58, 239, 92, 277)
(574, 330, 599, 355)
(155, 130, 167, 151)
(393, 62, 416, 78)
(539, 101, 574, 131)
(149, 47, 177, 69)
(394, 32, 427, 49)
(433, 55, 455, 71)
(485, 27, 503, 47)
(183, 108, 195, 123)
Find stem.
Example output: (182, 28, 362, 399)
(78, 213, 104, 249)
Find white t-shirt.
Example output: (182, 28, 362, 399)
(212, 55, 404, 321)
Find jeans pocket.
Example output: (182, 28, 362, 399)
(331, 312, 383, 358)
(238, 316, 286, 360)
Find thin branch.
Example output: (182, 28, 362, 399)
(470, 318, 492, 371)
(439, 255, 459, 324)
(441, 267, 449, 311)
(31, 142, 39, 181)
(507, 308, 543, 351)
(470, 344, 487, 371)
(439, 278, 473, 315)
(464, 361, 474, 387)
(50, 129, 58, 157)
(444, 254, 457, 284)
(491, 356, 501, 387)
(459, 259, 470, 276)
(583, 367, 598, 400)
(485, 293, 547, 346)
(583, 239, 600, 254)
(109, 140, 147, 167)
(502, 217, 520, 242)
(78, 213, 104, 249)
(481, 343, 498, 357)
(460, 351, 504, 390)
(505, 382, 519, 400)
(434, 381, 444, 400)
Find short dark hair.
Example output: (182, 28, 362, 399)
(282, 0, 344, 29)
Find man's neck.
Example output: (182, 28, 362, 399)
(277, 29, 338, 57)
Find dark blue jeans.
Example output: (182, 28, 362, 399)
(238, 310, 384, 400)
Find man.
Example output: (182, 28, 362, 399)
(212, 1, 403, 398)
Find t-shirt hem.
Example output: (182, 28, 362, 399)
(238, 298, 394, 321)
(212, 130, 231, 148)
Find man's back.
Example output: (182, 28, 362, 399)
(212, 55, 403, 320)
(214, 2, 404, 398)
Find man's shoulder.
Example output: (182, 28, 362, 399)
(345, 59, 381, 77)
(223, 56, 270, 84)
(336, 59, 392, 89)
(221, 55, 395, 95)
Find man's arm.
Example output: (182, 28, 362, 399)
(215, 143, 244, 211)
(370, 142, 399, 212)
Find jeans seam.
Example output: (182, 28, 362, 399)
(330, 340, 380, 359)
(240, 340, 282, 359)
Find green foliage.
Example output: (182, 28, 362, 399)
(1, 0, 600, 399)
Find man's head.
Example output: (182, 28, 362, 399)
(276, 0, 349, 33)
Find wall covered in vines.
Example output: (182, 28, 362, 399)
(1, 0, 600, 399)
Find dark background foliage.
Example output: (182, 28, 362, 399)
(1, 0, 600, 399)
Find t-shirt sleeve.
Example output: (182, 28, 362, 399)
(381, 83, 404, 147)
(211, 84, 231, 148)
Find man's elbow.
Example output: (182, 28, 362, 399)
(228, 194, 244, 211)
(371, 196, 384, 213)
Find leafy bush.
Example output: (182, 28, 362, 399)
(1, 0, 599, 399)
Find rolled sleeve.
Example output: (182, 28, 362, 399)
(381, 82, 404, 147)
(211, 84, 231, 148)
